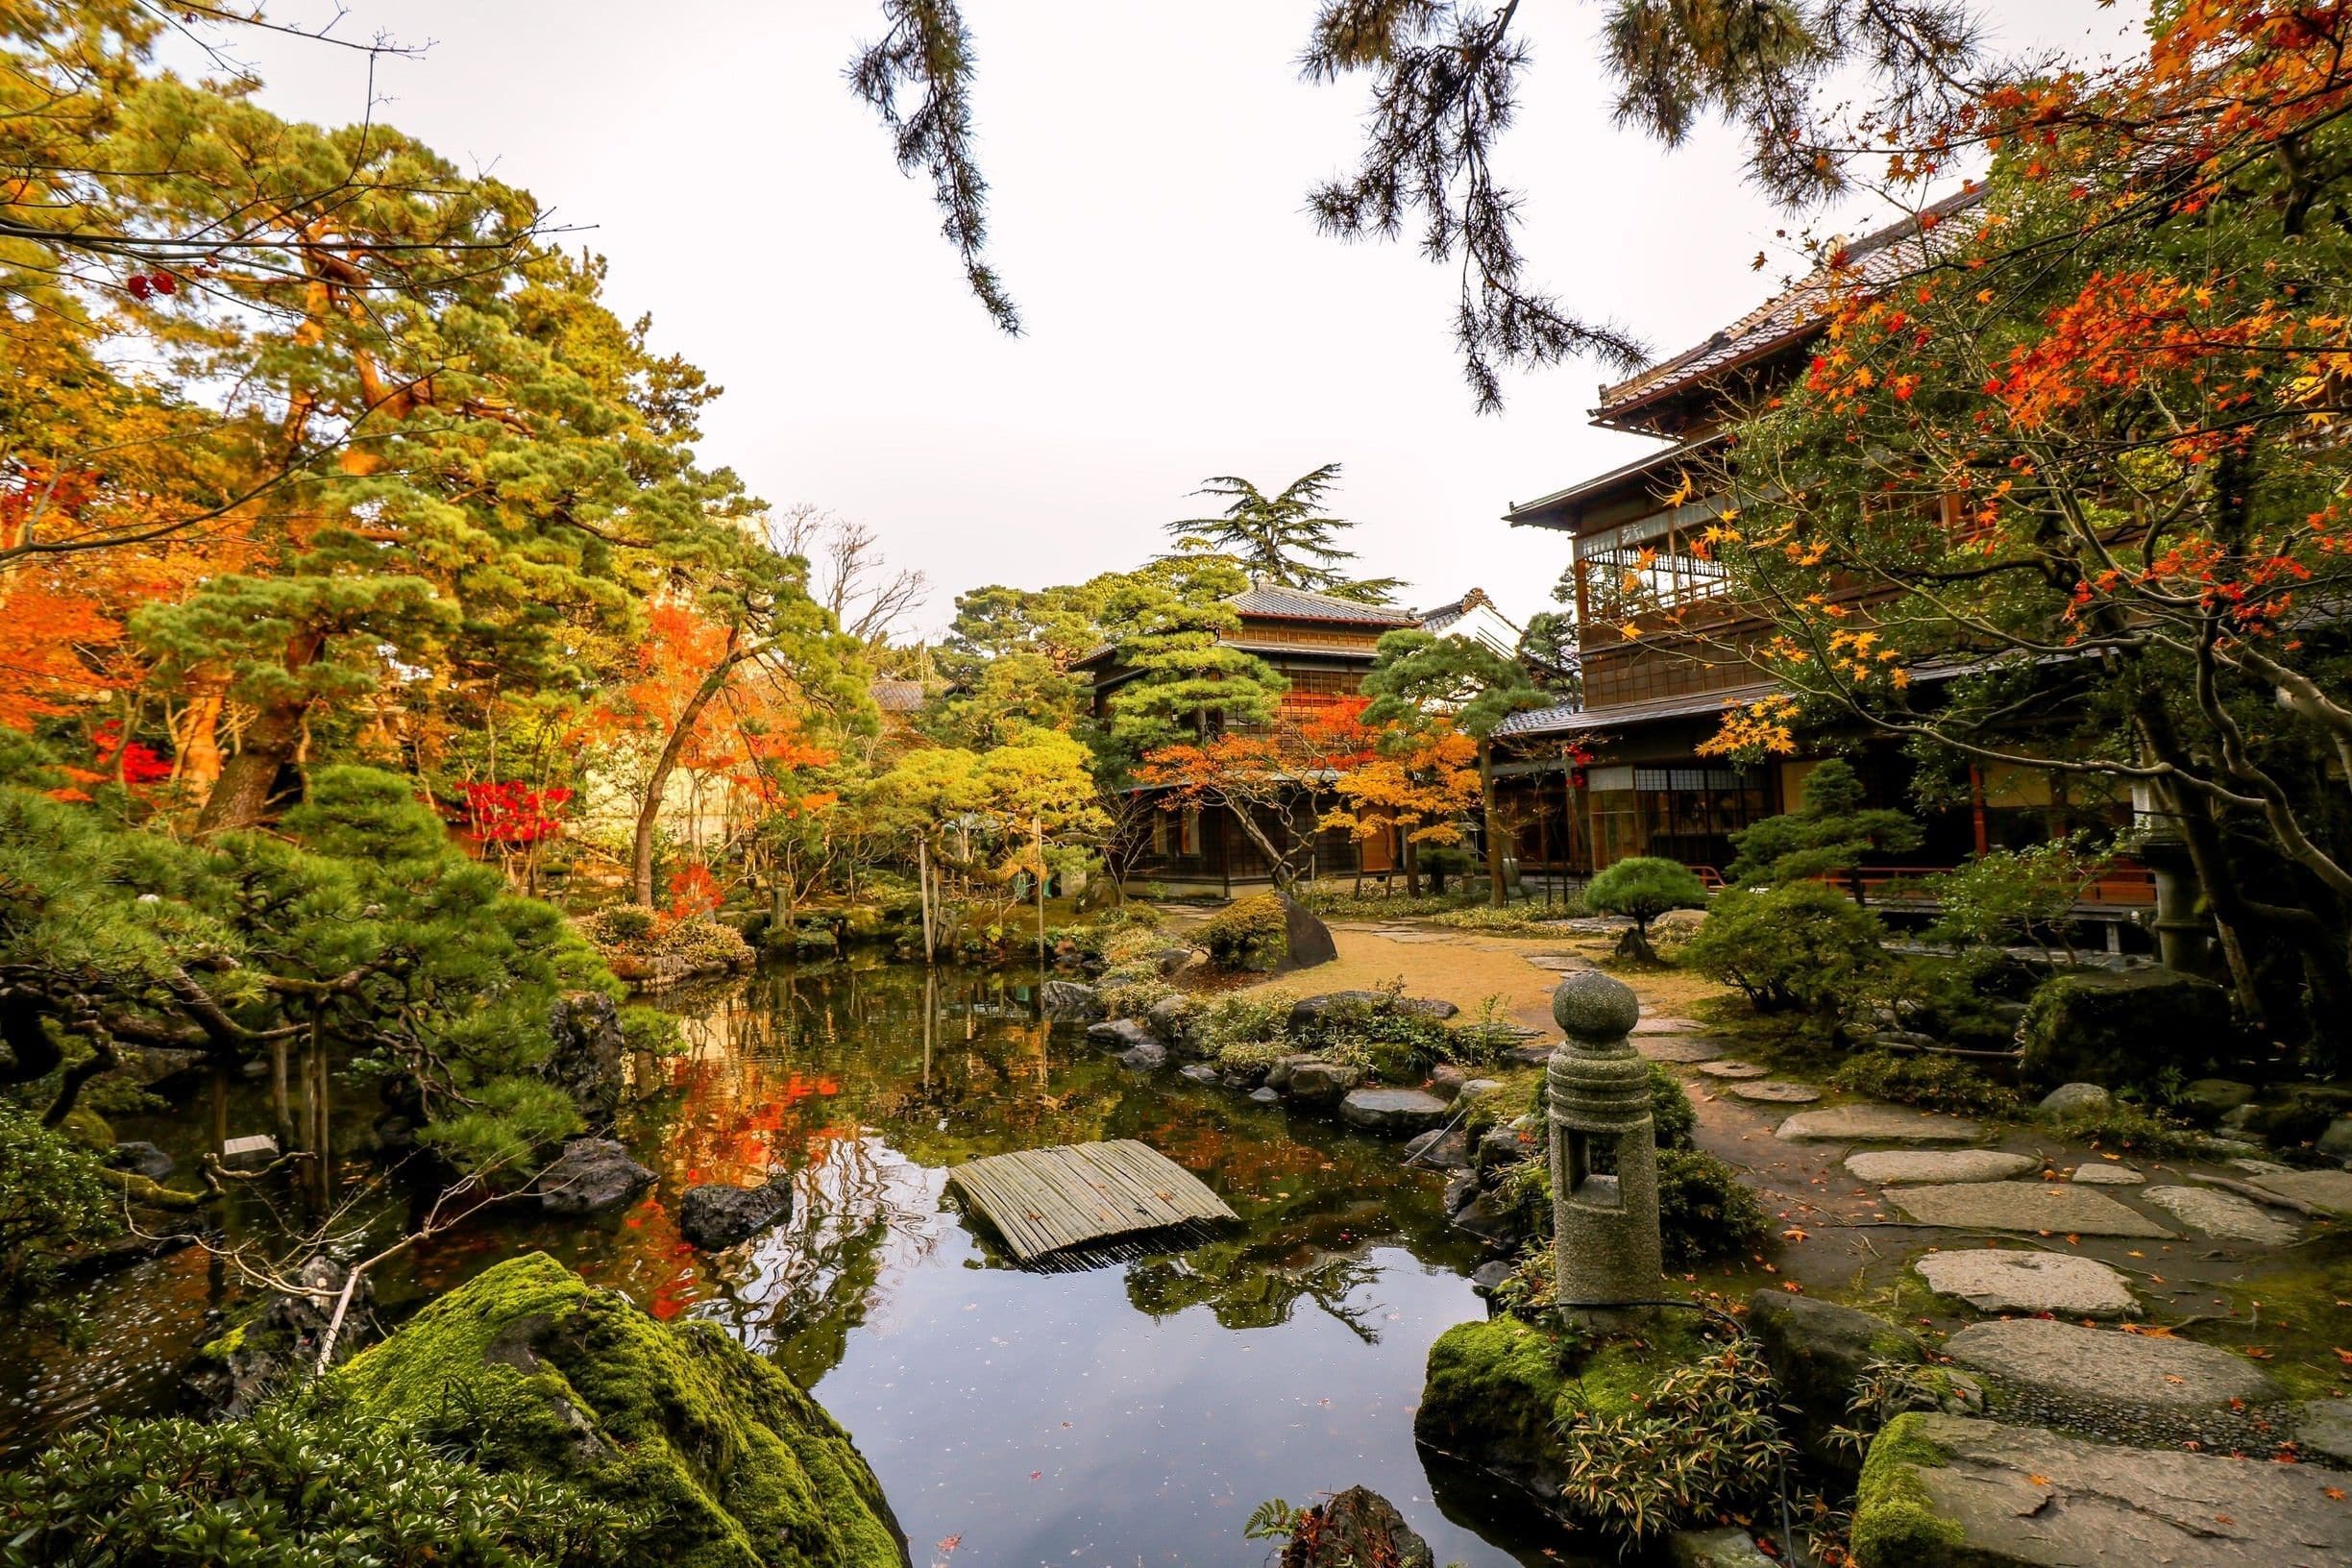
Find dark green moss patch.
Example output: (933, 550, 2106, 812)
(1850, 1412, 1962, 1568)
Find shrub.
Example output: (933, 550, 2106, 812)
(1199, 893, 1288, 971)
(1655, 1148, 1771, 1266)
(1201, 989, 1296, 1049)
(0, 1391, 633, 1567)
(2042, 1097, 2215, 1158)
(1922, 835, 2108, 960)
(2017, 967, 2231, 1092)
(1725, 758, 1922, 888)
(1554, 1335, 1793, 1541)
(0, 1105, 119, 1335)
(1827, 1053, 2025, 1119)
(588, 904, 657, 946)
(1582, 857, 1707, 962)
(1215, 1041, 1292, 1082)
(1648, 1062, 1697, 1149)
(1286, 886, 1482, 920)
(1430, 898, 1587, 934)
(1683, 882, 1888, 1017)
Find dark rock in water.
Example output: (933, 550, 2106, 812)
(1477, 1124, 1531, 1174)
(184, 1255, 374, 1417)
(1117, 1041, 1169, 1071)
(1747, 1289, 1926, 1478)
(1274, 894, 1339, 973)
(1249, 1087, 1281, 1105)
(1086, 1018, 1155, 1051)
(1285, 1059, 1363, 1106)
(1470, 1260, 1513, 1295)
(1443, 1174, 1479, 1215)
(2019, 967, 2230, 1093)
(1263, 1053, 1322, 1090)
(1178, 1064, 1221, 1086)
(1666, 1529, 1777, 1568)
(547, 991, 628, 1132)
(1339, 1087, 1450, 1135)
(1039, 980, 1104, 1021)
(1279, 1486, 1432, 1568)
(535, 1138, 655, 1215)
(678, 1179, 793, 1250)
(1449, 1188, 1528, 1245)
(1145, 994, 1206, 1054)
(1405, 1127, 1471, 1170)
(107, 1140, 174, 1180)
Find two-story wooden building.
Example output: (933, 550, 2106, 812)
(1490, 191, 2137, 885)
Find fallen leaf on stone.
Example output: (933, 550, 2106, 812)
(2244, 1347, 2273, 1359)
(2324, 1486, 2346, 1502)
(2027, 1474, 2051, 1487)
(2216, 1514, 2234, 1525)
(2166, 1374, 2186, 1384)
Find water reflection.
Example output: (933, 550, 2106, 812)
(2, 961, 1581, 1567)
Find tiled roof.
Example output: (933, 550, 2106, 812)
(1595, 186, 1985, 427)
(870, 677, 928, 713)
(1503, 434, 1721, 528)
(1493, 682, 1780, 739)
(1225, 581, 1419, 626)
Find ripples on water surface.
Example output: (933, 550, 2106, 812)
(2, 961, 1579, 1567)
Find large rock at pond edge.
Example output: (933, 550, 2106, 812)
(1039, 980, 1104, 1021)
(335, 1253, 909, 1568)
(1286, 1059, 1364, 1106)
(1086, 1017, 1155, 1051)
(1414, 1317, 1572, 1510)
(2019, 967, 2231, 1092)
(185, 1255, 376, 1417)
(1667, 1529, 1778, 1568)
(1274, 894, 1339, 973)
(1850, 1412, 2352, 1568)
(1340, 1087, 1451, 1135)
(1280, 1486, 1433, 1568)
(678, 1179, 794, 1251)
(107, 1139, 174, 1180)
(1145, 994, 1207, 1054)
(1746, 1290, 1927, 1477)
(534, 1137, 655, 1215)
(547, 991, 628, 1131)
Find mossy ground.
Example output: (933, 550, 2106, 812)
(1848, 1412, 1962, 1568)
(338, 1252, 907, 1568)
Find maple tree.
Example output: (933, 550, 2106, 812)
(1679, 1, 2352, 1057)
(1322, 720, 1483, 896)
(1134, 694, 1380, 888)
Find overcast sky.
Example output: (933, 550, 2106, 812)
(197, 1, 2142, 635)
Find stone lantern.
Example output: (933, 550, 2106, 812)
(1547, 970, 1662, 1328)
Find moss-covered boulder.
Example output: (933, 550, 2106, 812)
(1850, 1412, 1964, 1567)
(2018, 967, 2231, 1091)
(337, 1253, 908, 1568)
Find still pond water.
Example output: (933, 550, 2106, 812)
(1, 961, 1575, 1567)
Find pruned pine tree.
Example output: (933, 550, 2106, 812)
(1166, 465, 1401, 604)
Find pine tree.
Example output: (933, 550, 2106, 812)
(1166, 465, 1400, 603)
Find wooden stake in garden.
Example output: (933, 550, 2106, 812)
(1034, 814, 1047, 964)
(918, 838, 935, 965)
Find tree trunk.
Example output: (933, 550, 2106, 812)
(1229, 804, 1295, 891)
(918, 839, 936, 964)
(1404, 836, 1421, 897)
(197, 633, 323, 834)
(631, 640, 745, 907)
(1479, 737, 1509, 908)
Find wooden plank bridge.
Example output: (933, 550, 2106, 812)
(945, 1139, 1237, 1263)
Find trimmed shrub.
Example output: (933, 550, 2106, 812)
(1682, 882, 1887, 1017)
(1200, 894, 1288, 971)
(1828, 1052, 2024, 1118)
(2017, 967, 2232, 1092)
(1202, 989, 1296, 1050)
(1582, 857, 1707, 961)
(1654, 1148, 1771, 1267)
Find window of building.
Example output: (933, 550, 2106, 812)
(1178, 807, 1201, 856)
(1576, 498, 1732, 625)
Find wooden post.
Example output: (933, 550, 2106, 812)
(270, 1036, 293, 1153)
(918, 839, 935, 965)
(1033, 815, 1047, 964)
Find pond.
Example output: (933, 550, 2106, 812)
(1, 960, 1580, 1567)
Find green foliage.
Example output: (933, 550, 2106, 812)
(1648, 1061, 1697, 1149)
(1654, 1149, 1771, 1267)
(1428, 896, 1587, 931)
(0, 1389, 632, 1568)
(1096, 560, 1284, 757)
(590, 905, 657, 944)
(1201, 989, 1296, 1050)
(1922, 836, 2109, 958)
(1554, 1335, 1793, 1541)
(1167, 464, 1399, 602)
(1725, 760, 1923, 889)
(1849, 1413, 1963, 1567)
(2040, 1097, 2214, 1159)
(1241, 1498, 1306, 1543)
(1583, 857, 1706, 931)
(1199, 894, 1289, 971)
(1286, 885, 1484, 920)
(1683, 882, 1888, 1017)
(2017, 967, 2233, 1093)
(0, 1104, 119, 1333)
(334, 1253, 904, 1568)
(1360, 627, 1549, 741)
(1215, 1041, 1293, 1080)
(1827, 1053, 2025, 1119)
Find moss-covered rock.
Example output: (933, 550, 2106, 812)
(1850, 1412, 1964, 1568)
(1414, 1316, 1573, 1502)
(2017, 968, 2230, 1092)
(337, 1253, 908, 1568)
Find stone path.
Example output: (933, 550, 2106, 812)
(1914, 1248, 2140, 1318)
(1845, 1149, 2035, 1186)
(1631, 1016, 1706, 1035)
(1888, 1180, 2177, 1237)
(1696, 1060, 1769, 1080)
(2141, 1184, 2301, 1244)
(1866, 1414, 2352, 1568)
(1946, 1318, 2275, 1410)
(2067, 1160, 2144, 1185)
(1635, 1037, 1723, 1063)
(2245, 1167, 2352, 1215)
(1730, 1080, 1821, 1104)
(1775, 1105, 1984, 1143)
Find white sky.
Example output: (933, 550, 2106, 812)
(194, 1, 2143, 634)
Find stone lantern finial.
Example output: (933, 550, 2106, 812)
(1547, 971, 1662, 1329)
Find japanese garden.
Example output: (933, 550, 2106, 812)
(9, 4, 2352, 1566)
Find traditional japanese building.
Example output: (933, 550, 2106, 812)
(1085, 581, 1422, 892)
(1490, 191, 2144, 902)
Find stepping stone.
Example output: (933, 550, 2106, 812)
(2068, 1161, 2144, 1186)
(1846, 1149, 2036, 1187)
(1914, 1248, 2140, 1318)
(1775, 1105, 1983, 1144)
(1853, 1415, 2351, 1568)
(2296, 1398, 2352, 1466)
(1339, 1087, 1450, 1135)
(1525, 954, 1591, 971)
(1636, 1036, 1724, 1064)
(2246, 1167, 2352, 1216)
(1944, 1318, 2275, 1409)
(1632, 1017, 1705, 1035)
(1697, 1060, 1769, 1080)
(1887, 1181, 2176, 1237)
(1731, 1080, 1821, 1104)
(2141, 1185, 2300, 1244)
